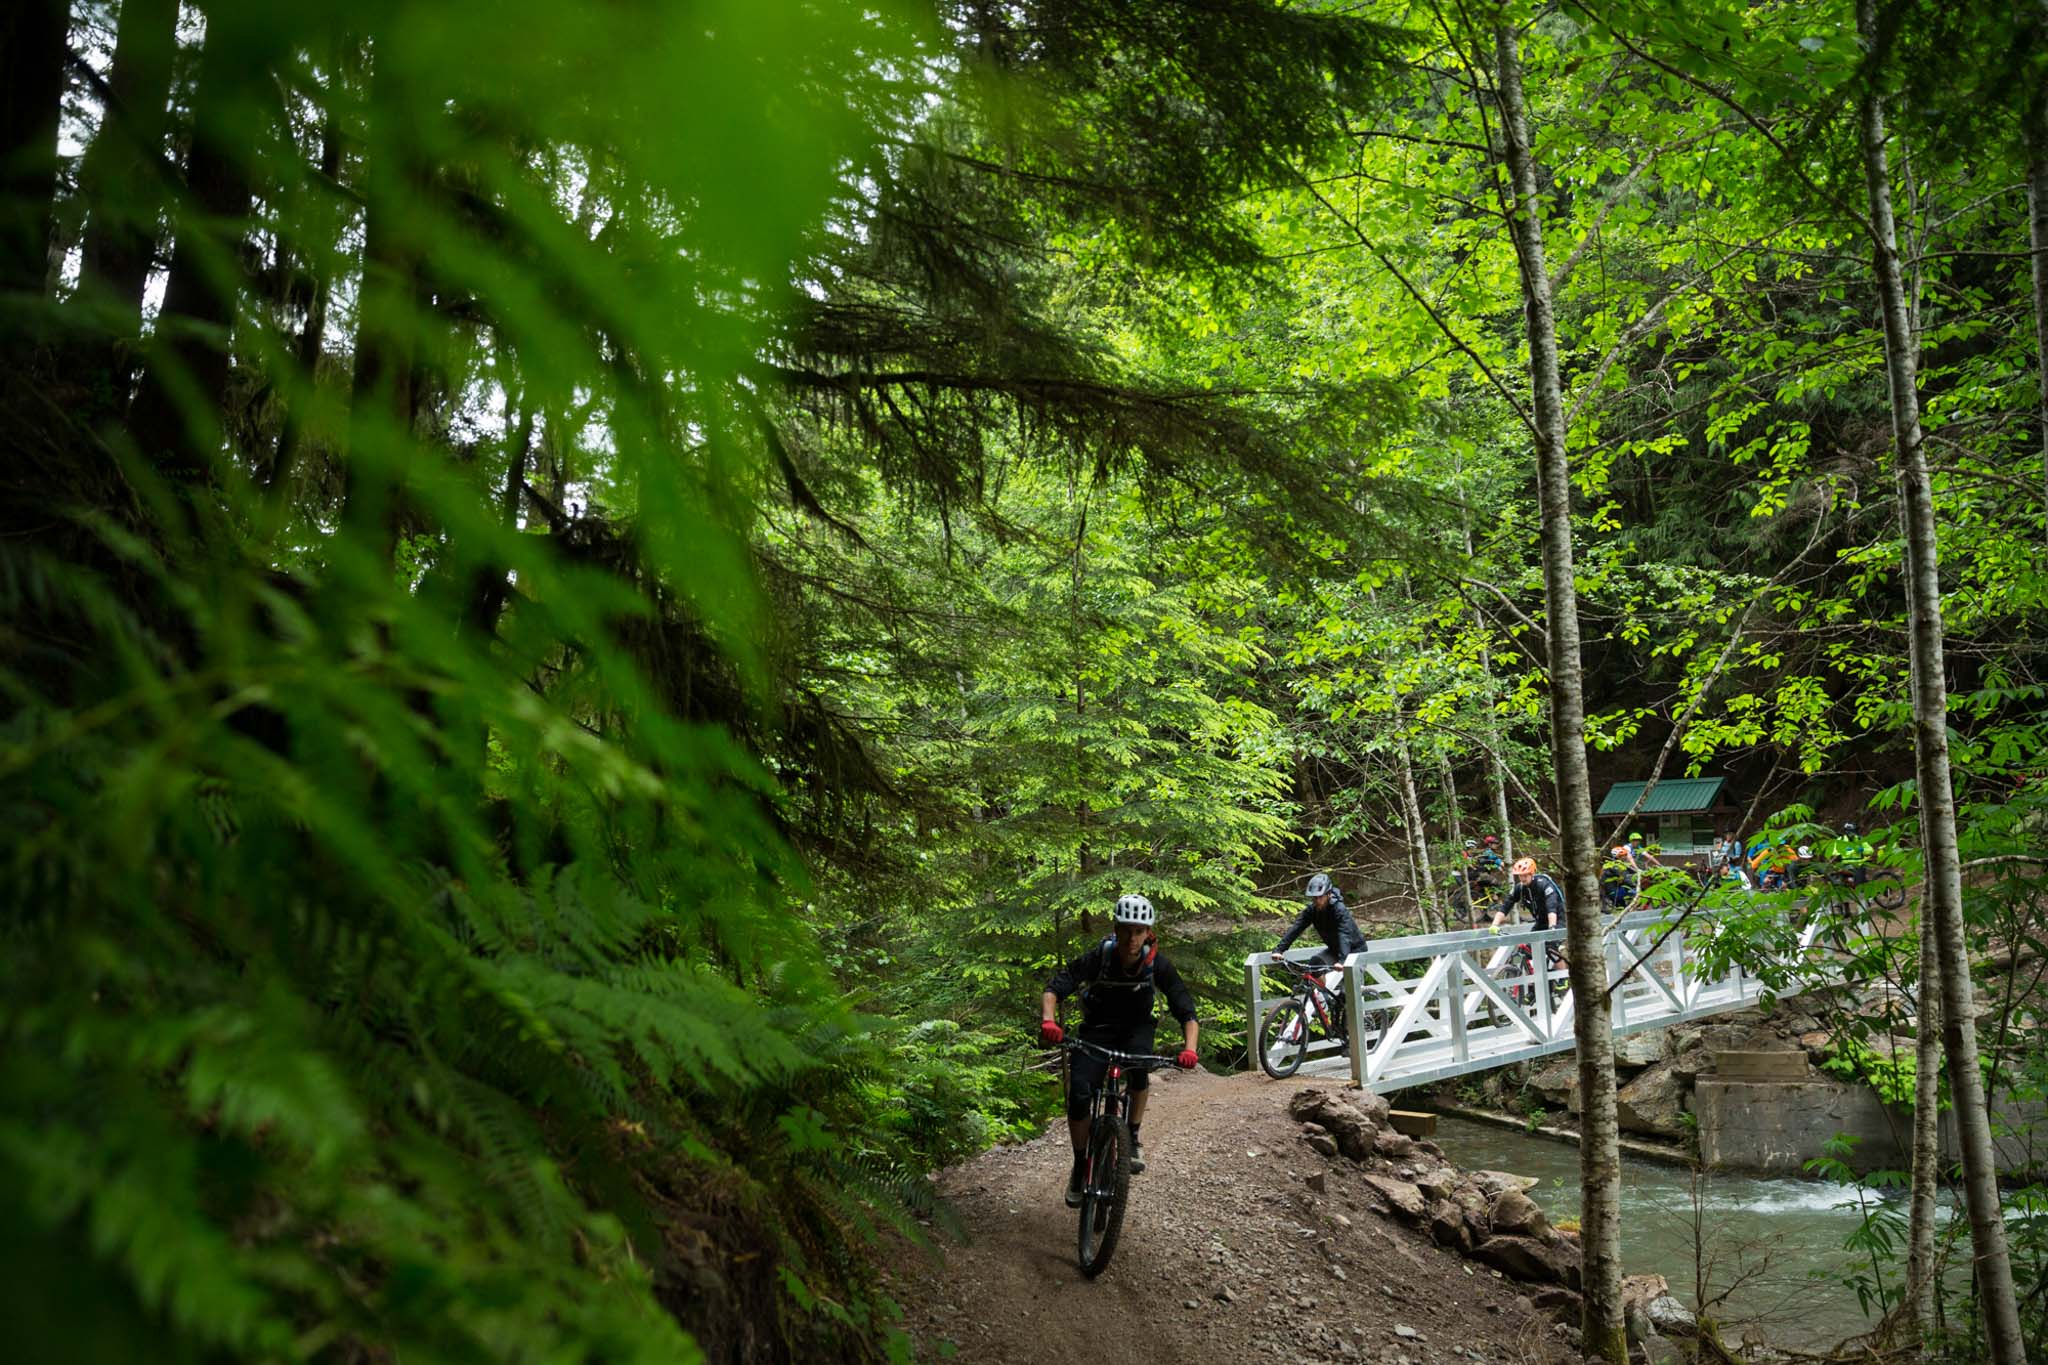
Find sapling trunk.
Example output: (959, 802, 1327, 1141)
(1492, 24, 1627, 1362)
(1855, 4, 2025, 1356)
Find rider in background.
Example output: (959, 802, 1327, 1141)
(1490, 856, 1567, 932)
(1271, 871, 1368, 1036)
(1836, 822, 1875, 886)
(1472, 835, 1508, 914)
(1039, 894, 1199, 1206)
(1750, 837, 1796, 891)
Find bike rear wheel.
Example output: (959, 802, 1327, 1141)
(1870, 877, 1906, 912)
(1077, 1115, 1132, 1278)
(1258, 999, 1309, 1079)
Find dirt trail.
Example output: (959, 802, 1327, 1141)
(889, 1071, 1577, 1365)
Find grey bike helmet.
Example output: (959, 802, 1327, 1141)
(1113, 893, 1155, 926)
(1842, 821, 1859, 835)
(1306, 873, 1333, 899)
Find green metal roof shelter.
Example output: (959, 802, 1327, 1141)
(1596, 776, 1727, 818)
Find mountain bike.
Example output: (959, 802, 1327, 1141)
(1499, 936, 1566, 1011)
(1063, 1038, 1178, 1278)
(1256, 955, 1387, 1080)
(1821, 864, 1907, 912)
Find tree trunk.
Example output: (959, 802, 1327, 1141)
(266, 110, 342, 497)
(129, 9, 280, 481)
(2027, 49, 2048, 541)
(1458, 492, 1516, 863)
(1493, 25, 1627, 1362)
(0, 0, 69, 305)
(1440, 755, 1465, 920)
(464, 405, 535, 639)
(1855, 4, 2025, 1357)
(76, 0, 179, 358)
(1905, 913, 1943, 1345)
(342, 49, 425, 560)
(1398, 734, 1437, 934)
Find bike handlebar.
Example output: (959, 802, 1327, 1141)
(1061, 1038, 1183, 1069)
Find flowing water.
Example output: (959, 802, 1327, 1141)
(1434, 1116, 1927, 1351)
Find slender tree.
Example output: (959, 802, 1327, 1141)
(75, 0, 180, 364)
(1904, 916, 1942, 1344)
(1492, 21, 1627, 1361)
(1855, 3, 2026, 1356)
(0, 0, 68, 306)
(2026, 14, 2048, 539)
(129, 7, 286, 479)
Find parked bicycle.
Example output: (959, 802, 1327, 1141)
(1255, 954, 1388, 1080)
(1062, 1037, 1179, 1277)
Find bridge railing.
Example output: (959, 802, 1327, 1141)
(1243, 903, 1838, 1092)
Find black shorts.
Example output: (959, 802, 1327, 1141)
(1065, 1027, 1155, 1121)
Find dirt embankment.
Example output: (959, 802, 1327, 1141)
(889, 1071, 1595, 1365)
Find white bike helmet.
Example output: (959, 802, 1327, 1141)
(1113, 893, 1155, 926)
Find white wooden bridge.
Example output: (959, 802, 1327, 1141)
(1243, 906, 1839, 1092)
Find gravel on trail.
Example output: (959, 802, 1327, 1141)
(888, 1070, 1580, 1365)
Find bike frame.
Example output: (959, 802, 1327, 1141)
(1068, 1040, 1175, 1201)
(1269, 959, 1346, 1042)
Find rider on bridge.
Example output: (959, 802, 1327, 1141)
(1274, 872, 1367, 966)
(1489, 856, 1567, 931)
(1039, 894, 1199, 1207)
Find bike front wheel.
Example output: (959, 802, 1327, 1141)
(1077, 1115, 1132, 1278)
(1258, 999, 1309, 1079)
(1870, 877, 1907, 912)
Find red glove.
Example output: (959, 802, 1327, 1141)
(1176, 1049, 1199, 1070)
(1039, 1020, 1064, 1047)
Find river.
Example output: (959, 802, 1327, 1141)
(1434, 1115, 1926, 1351)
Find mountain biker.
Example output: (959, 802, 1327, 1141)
(1750, 837, 1796, 891)
(1489, 856, 1567, 932)
(1601, 844, 1637, 908)
(1836, 822, 1875, 886)
(1474, 835, 1508, 885)
(1038, 894, 1199, 1207)
(1274, 872, 1367, 966)
(1269, 872, 1369, 1041)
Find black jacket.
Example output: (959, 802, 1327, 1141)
(1502, 873, 1567, 931)
(1046, 938, 1199, 1039)
(1274, 891, 1367, 959)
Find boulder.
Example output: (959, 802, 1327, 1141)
(1616, 1061, 1692, 1140)
(1611, 1026, 1669, 1068)
(1619, 1274, 1671, 1320)
(1797, 1030, 1832, 1055)
(1530, 1286, 1582, 1321)
(1471, 1234, 1562, 1284)
(1363, 1174, 1426, 1221)
(1647, 1295, 1698, 1337)
(1526, 1057, 1578, 1111)
(1428, 1201, 1469, 1250)
(1488, 1188, 1553, 1241)
(1415, 1168, 1458, 1201)
(1374, 1128, 1416, 1159)
(1289, 1089, 1381, 1161)
(1550, 1233, 1584, 1290)
(1350, 1088, 1393, 1125)
(1305, 1133, 1339, 1158)
(1471, 1169, 1540, 1198)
